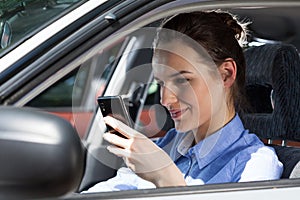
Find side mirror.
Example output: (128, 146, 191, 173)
(0, 106, 85, 199)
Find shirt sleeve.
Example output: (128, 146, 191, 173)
(81, 167, 156, 193)
(239, 147, 283, 182)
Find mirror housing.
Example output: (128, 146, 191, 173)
(0, 106, 85, 199)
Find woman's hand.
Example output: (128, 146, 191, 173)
(102, 116, 186, 187)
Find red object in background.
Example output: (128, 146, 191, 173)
(50, 111, 93, 139)
(139, 109, 167, 138)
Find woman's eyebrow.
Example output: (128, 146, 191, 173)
(169, 70, 192, 78)
(153, 71, 192, 81)
(153, 77, 160, 81)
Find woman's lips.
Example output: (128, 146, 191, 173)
(169, 108, 188, 120)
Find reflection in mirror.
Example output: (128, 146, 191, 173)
(0, 21, 11, 49)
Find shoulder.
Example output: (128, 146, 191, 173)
(237, 146, 283, 182)
(227, 129, 283, 182)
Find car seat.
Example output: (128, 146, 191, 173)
(241, 43, 300, 178)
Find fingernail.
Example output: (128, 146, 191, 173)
(103, 116, 111, 122)
(103, 133, 109, 140)
(107, 145, 115, 153)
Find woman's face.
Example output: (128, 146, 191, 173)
(152, 41, 226, 137)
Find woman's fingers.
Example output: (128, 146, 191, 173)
(103, 116, 176, 175)
(103, 133, 131, 149)
(104, 116, 145, 139)
(106, 145, 130, 157)
(107, 146, 137, 171)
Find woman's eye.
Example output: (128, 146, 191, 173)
(175, 78, 189, 85)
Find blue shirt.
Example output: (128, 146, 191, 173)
(156, 114, 283, 184)
(84, 115, 283, 193)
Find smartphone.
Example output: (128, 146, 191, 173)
(97, 95, 133, 138)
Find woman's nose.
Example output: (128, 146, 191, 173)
(160, 86, 177, 107)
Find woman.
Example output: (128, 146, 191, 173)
(84, 10, 283, 192)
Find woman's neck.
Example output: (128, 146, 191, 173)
(193, 107, 236, 143)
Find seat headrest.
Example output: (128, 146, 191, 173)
(242, 44, 300, 141)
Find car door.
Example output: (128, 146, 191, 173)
(1, 0, 300, 199)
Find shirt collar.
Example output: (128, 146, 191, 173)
(176, 114, 245, 168)
(177, 131, 194, 155)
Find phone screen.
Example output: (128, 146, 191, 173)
(97, 96, 133, 137)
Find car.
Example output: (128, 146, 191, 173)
(0, 0, 300, 199)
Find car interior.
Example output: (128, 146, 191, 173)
(68, 5, 300, 191)
(77, 6, 300, 192)
(242, 43, 300, 178)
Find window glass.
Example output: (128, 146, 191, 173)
(0, 0, 82, 53)
(27, 68, 79, 107)
(25, 39, 124, 138)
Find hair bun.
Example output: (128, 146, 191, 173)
(217, 11, 248, 45)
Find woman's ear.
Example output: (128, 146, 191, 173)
(218, 58, 237, 88)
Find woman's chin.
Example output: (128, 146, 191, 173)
(174, 122, 192, 133)
(174, 119, 199, 133)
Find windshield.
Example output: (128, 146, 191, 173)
(0, 0, 83, 55)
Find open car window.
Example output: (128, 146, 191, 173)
(77, 1, 300, 197)
(23, 36, 125, 139)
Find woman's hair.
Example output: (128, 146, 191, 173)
(154, 10, 249, 112)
